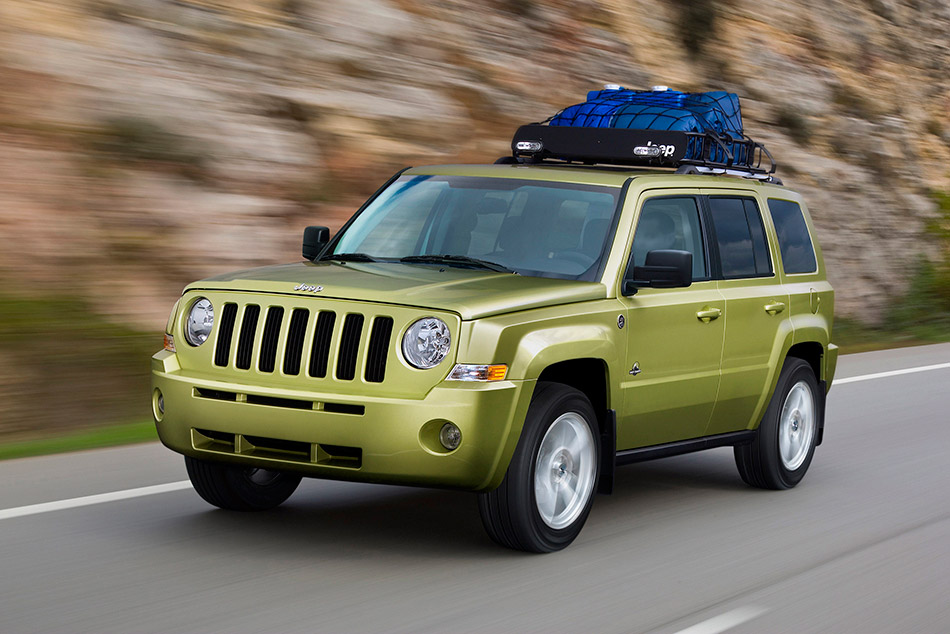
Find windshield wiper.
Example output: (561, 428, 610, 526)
(319, 252, 379, 263)
(400, 254, 515, 273)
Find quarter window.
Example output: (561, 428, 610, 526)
(768, 199, 817, 274)
(631, 197, 707, 280)
(708, 197, 772, 279)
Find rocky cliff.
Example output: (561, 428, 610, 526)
(1, 0, 948, 432)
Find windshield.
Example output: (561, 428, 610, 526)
(331, 175, 621, 281)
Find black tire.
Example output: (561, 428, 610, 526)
(185, 456, 302, 511)
(478, 382, 600, 553)
(735, 358, 820, 490)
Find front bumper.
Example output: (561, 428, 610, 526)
(151, 351, 531, 491)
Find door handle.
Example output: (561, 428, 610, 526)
(696, 307, 721, 323)
(764, 301, 786, 315)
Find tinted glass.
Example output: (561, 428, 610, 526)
(631, 197, 707, 280)
(708, 197, 768, 279)
(769, 199, 817, 274)
(741, 198, 772, 275)
(333, 175, 620, 281)
(709, 198, 756, 279)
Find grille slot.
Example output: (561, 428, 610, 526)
(193, 428, 236, 452)
(243, 435, 311, 460)
(309, 311, 336, 378)
(258, 306, 284, 373)
(317, 444, 362, 468)
(336, 314, 364, 381)
(246, 394, 312, 410)
(283, 309, 310, 375)
(235, 305, 261, 370)
(364, 316, 394, 383)
(324, 402, 365, 416)
(194, 387, 237, 401)
(214, 303, 238, 367)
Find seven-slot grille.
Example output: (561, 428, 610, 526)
(213, 303, 394, 383)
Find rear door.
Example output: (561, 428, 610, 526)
(703, 191, 789, 435)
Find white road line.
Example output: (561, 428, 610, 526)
(673, 606, 768, 634)
(836, 362, 950, 385)
(0, 481, 191, 521)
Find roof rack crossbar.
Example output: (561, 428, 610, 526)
(675, 164, 783, 185)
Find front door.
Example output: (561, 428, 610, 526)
(617, 193, 724, 449)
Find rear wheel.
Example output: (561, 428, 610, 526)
(478, 382, 600, 553)
(185, 456, 301, 511)
(735, 358, 820, 489)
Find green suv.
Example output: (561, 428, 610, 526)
(152, 100, 836, 552)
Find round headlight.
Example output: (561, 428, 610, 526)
(185, 297, 214, 347)
(402, 317, 451, 369)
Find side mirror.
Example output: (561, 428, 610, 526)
(623, 249, 693, 295)
(302, 226, 330, 261)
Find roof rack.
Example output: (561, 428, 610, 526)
(506, 86, 780, 183)
(508, 124, 779, 182)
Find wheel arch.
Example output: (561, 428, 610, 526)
(537, 358, 610, 427)
(476, 316, 624, 491)
(747, 337, 827, 436)
(484, 354, 615, 494)
(786, 341, 824, 382)
(513, 323, 621, 437)
(784, 341, 828, 446)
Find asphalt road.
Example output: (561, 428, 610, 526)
(1, 344, 949, 633)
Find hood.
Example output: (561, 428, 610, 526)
(187, 261, 607, 320)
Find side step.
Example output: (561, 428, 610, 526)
(615, 430, 756, 466)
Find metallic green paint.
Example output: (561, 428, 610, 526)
(154, 352, 533, 490)
(152, 166, 836, 492)
(192, 262, 608, 321)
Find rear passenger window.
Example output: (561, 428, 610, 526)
(632, 196, 707, 281)
(708, 197, 772, 278)
(769, 199, 817, 274)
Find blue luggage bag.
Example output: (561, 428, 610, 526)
(548, 87, 749, 166)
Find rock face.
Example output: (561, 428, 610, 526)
(0, 0, 948, 431)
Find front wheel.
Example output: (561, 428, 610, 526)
(185, 456, 301, 511)
(478, 382, 600, 553)
(735, 358, 820, 489)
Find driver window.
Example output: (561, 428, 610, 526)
(631, 197, 707, 280)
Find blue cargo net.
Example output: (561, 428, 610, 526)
(549, 87, 750, 166)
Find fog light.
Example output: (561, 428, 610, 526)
(439, 423, 461, 451)
(152, 389, 165, 422)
